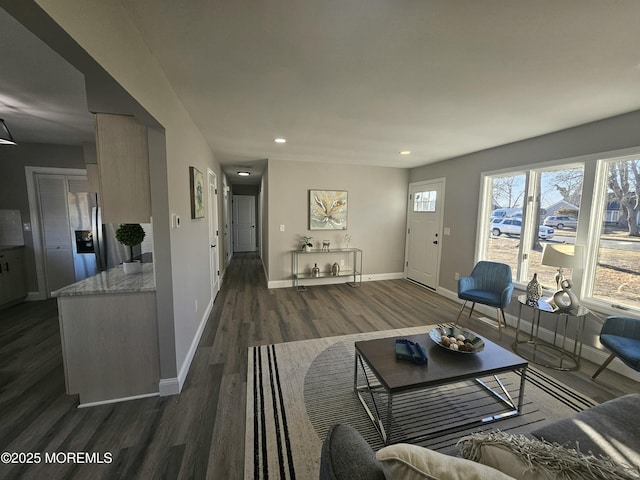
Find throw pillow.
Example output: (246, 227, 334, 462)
(375, 443, 516, 480)
(458, 431, 640, 480)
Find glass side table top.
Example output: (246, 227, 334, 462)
(517, 294, 590, 317)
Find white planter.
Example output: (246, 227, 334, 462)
(123, 260, 142, 274)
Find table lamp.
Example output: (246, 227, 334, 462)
(540, 244, 584, 312)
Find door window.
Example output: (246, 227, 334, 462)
(414, 190, 437, 212)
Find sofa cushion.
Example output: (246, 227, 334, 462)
(530, 393, 640, 468)
(376, 443, 515, 480)
(458, 431, 640, 480)
(319, 423, 385, 480)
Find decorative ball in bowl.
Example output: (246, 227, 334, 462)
(428, 326, 485, 354)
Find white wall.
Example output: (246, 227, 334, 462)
(266, 159, 409, 286)
(409, 109, 640, 375)
(410, 109, 640, 294)
(33, 0, 226, 390)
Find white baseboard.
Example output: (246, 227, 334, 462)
(159, 377, 181, 396)
(26, 291, 46, 301)
(163, 296, 214, 397)
(437, 287, 640, 382)
(77, 391, 158, 408)
(267, 272, 405, 289)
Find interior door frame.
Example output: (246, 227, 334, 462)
(207, 169, 220, 297)
(25, 166, 87, 300)
(404, 178, 446, 290)
(232, 194, 257, 252)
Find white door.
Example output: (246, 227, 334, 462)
(208, 170, 220, 296)
(406, 179, 445, 290)
(36, 174, 75, 295)
(233, 195, 256, 252)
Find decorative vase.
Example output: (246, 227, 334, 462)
(312, 263, 320, 277)
(331, 262, 340, 276)
(526, 273, 541, 307)
(123, 260, 142, 274)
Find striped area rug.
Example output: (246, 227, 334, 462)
(244, 326, 597, 480)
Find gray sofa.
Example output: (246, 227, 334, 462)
(319, 393, 640, 480)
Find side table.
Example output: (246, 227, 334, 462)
(513, 294, 589, 371)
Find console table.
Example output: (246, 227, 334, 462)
(513, 294, 589, 371)
(291, 247, 362, 291)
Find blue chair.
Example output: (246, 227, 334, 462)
(455, 261, 514, 339)
(592, 316, 640, 380)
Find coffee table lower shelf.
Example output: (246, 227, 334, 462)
(354, 349, 527, 445)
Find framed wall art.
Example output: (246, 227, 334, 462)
(309, 189, 348, 230)
(190, 166, 205, 219)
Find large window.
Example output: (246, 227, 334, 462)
(587, 156, 640, 310)
(479, 165, 584, 291)
(478, 154, 640, 314)
(486, 174, 525, 275)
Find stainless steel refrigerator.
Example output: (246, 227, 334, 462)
(67, 192, 128, 280)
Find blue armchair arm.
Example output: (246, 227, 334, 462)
(458, 276, 475, 294)
(500, 283, 514, 309)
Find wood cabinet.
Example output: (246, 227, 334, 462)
(85, 163, 100, 194)
(0, 247, 27, 307)
(95, 113, 151, 224)
(57, 291, 159, 405)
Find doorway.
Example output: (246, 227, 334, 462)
(233, 195, 256, 252)
(405, 179, 445, 290)
(208, 170, 220, 297)
(26, 167, 89, 299)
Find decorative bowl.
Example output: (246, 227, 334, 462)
(428, 326, 485, 354)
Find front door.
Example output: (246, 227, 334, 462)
(208, 170, 220, 296)
(406, 179, 444, 289)
(233, 195, 256, 252)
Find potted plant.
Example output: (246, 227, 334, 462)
(115, 223, 146, 274)
(301, 235, 313, 252)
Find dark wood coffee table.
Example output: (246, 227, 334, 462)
(354, 330, 528, 444)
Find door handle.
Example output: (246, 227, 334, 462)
(433, 240, 438, 245)
(211, 245, 216, 248)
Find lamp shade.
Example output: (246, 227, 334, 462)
(0, 119, 17, 145)
(541, 244, 584, 269)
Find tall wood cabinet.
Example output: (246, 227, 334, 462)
(0, 247, 27, 307)
(94, 113, 151, 224)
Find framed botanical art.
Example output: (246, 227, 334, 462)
(190, 166, 205, 219)
(309, 190, 348, 230)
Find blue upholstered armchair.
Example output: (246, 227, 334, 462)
(592, 316, 640, 380)
(455, 261, 514, 338)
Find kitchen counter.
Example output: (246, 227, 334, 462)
(52, 263, 155, 297)
(0, 245, 24, 251)
(53, 262, 159, 406)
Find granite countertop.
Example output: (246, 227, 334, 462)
(52, 263, 156, 297)
(0, 245, 25, 252)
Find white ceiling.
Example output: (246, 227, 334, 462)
(0, 8, 94, 146)
(3, 2, 640, 183)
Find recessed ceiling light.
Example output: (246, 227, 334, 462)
(274, 138, 286, 144)
(400, 150, 411, 155)
(237, 171, 250, 176)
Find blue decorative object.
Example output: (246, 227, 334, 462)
(395, 339, 427, 365)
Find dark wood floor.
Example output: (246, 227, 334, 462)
(1, 252, 638, 479)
